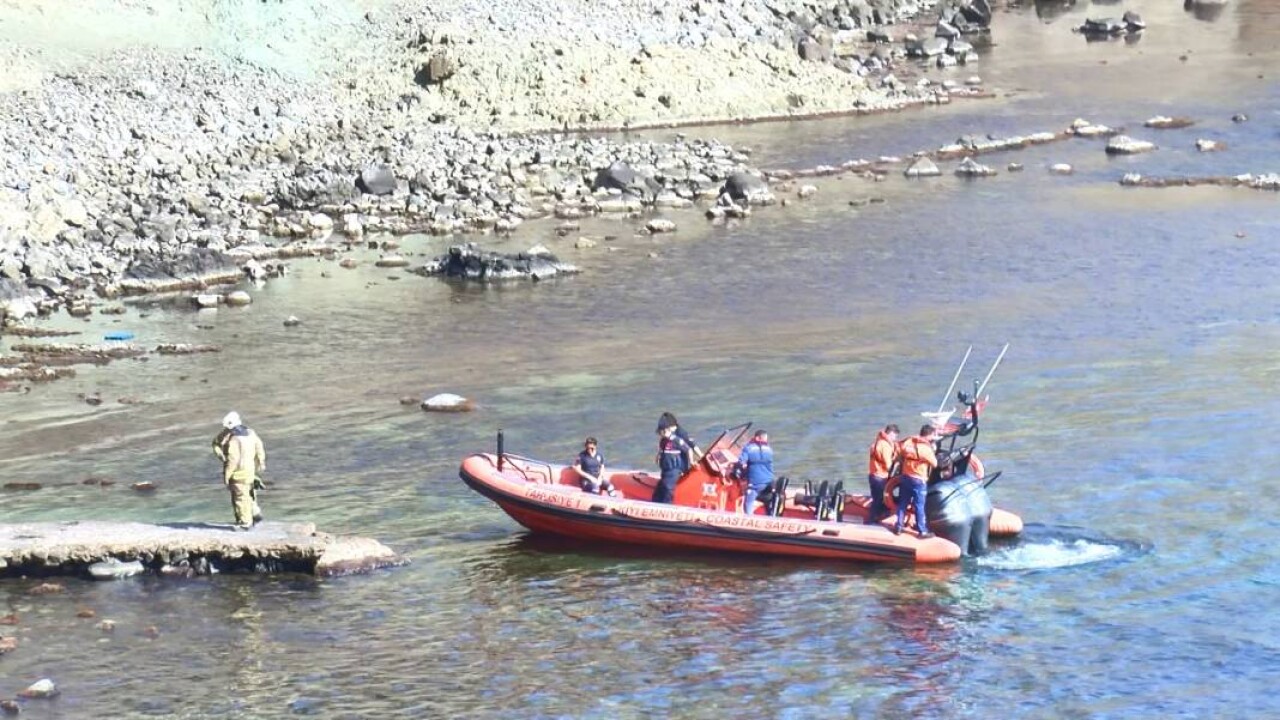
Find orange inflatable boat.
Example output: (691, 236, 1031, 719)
(460, 412, 1024, 565)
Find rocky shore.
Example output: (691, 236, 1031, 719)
(0, 0, 999, 322)
(0, 520, 406, 578)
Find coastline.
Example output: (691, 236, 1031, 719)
(0, 0, 974, 322)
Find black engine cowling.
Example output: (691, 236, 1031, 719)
(926, 473, 993, 557)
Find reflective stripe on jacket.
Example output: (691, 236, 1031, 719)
(224, 428, 266, 482)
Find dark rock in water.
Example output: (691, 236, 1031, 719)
(415, 243, 579, 281)
(1122, 10, 1146, 29)
(721, 172, 771, 204)
(1184, 0, 1227, 22)
(959, 0, 993, 26)
(1080, 17, 1127, 35)
(591, 162, 660, 201)
(357, 165, 397, 196)
(122, 249, 240, 294)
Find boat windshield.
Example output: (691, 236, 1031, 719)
(699, 422, 752, 478)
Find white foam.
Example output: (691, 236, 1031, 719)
(977, 538, 1123, 570)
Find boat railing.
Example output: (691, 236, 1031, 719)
(493, 452, 557, 485)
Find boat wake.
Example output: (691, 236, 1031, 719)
(974, 524, 1141, 571)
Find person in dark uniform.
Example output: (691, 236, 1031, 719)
(572, 437, 618, 497)
(653, 423, 692, 503)
(657, 412, 701, 468)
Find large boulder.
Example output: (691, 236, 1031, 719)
(121, 249, 241, 294)
(0, 278, 42, 323)
(591, 162, 661, 202)
(721, 172, 773, 205)
(415, 243, 579, 281)
(414, 52, 457, 86)
(904, 157, 942, 178)
(356, 165, 397, 196)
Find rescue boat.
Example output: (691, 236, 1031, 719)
(459, 394, 1024, 565)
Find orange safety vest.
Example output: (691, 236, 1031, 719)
(898, 436, 937, 481)
(868, 432, 898, 478)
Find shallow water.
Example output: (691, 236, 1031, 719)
(3, 0, 1280, 717)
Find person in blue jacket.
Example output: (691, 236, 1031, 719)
(735, 429, 775, 514)
(652, 423, 693, 503)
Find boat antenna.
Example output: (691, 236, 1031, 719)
(938, 346, 973, 413)
(975, 343, 1010, 399)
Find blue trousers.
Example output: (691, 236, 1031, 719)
(895, 476, 929, 535)
(867, 474, 888, 523)
(743, 484, 770, 514)
(651, 472, 678, 503)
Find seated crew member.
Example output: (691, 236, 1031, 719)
(652, 423, 692, 504)
(572, 437, 618, 497)
(866, 423, 899, 524)
(894, 424, 938, 538)
(735, 429, 775, 514)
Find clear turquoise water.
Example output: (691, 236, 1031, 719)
(3, 1, 1280, 717)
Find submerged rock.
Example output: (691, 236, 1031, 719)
(1144, 115, 1195, 129)
(955, 157, 996, 177)
(422, 393, 474, 412)
(1106, 135, 1157, 155)
(415, 243, 578, 281)
(18, 678, 58, 699)
(721, 172, 774, 205)
(903, 157, 941, 178)
(88, 559, 145, 580)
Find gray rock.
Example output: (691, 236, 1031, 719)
(415, 53, 458, 86)
(357, 165, 397, 196)
(955, 157, 996, 177)
(721, 172, 771, 204)
(416, 242, 579, 281)
(903, 157, 941, 177)
(87, 559, 145, 580)
(1106, 135, 1157, 155)
(0, 278, 42, 322)
(421, 393, 474, 412)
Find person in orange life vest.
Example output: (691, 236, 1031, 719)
(866, 423, 900, 524)
(652, 423, 693, 504)
(894, 424, 938, 538)
(734, 430, 774, 514)
(573, 437, 618, 497)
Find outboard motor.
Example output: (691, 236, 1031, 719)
(926, 470, 993, 556)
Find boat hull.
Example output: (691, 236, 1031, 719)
(460, 453, 980, 564)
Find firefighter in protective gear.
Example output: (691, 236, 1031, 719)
(218, 411, 266, 529)
(894, 424, 937, 538)
(866, 424, 899, 524)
